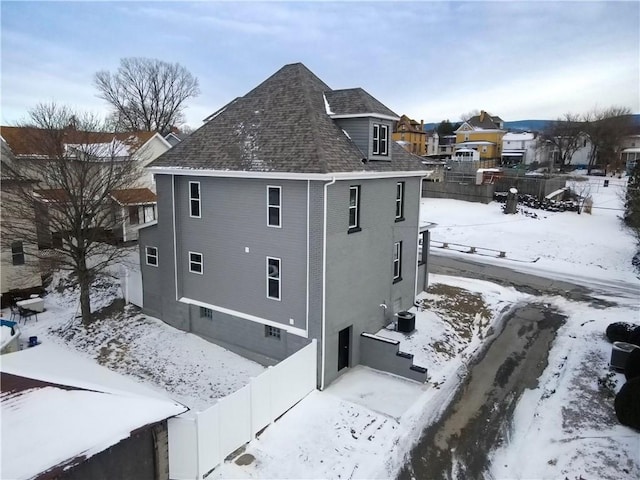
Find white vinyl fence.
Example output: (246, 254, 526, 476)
(168, 339, 317, 480)
(119, 263, 143, 307)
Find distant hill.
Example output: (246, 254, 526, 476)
(423, 114, 640, 133)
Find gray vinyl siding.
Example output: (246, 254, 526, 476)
(187, 304, 309, 365)
(334, 118, 369, 159)
(334, 117, 393, 161)
(140, 175, 190, 331)
(174, 176, 308, 330)
(139, 224, 161, 317)
(323, 177, 420, 385)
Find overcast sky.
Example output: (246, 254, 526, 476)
(2, 1, 638, 130)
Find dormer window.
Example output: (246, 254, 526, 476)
(373, 124, 388, 156)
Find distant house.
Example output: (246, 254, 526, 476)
(501, 132, 538, 166)
(454, 111, 506, 160)
(392, 115, 426, 156)
(140, 63, 431, 388)
(164, 129, 190, 147)
(426, 131, 456, 159)
(0, 160, 42, 304)
(621, 130, 640, 174)
(1, 127, 171, 193)
(0, 344, 187, 480)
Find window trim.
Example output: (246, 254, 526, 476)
(266, 256, 281, 301)
(372, 123, 389, 156)
(348, 185, 361, 233)
(189, 181, 201, 218)
(267, 185, 282, 228)
(393, 241, 402, 283)
(395, 181, 405, 222)
(11, 241, 25, 266)
(189, 251, 203, 275)
(145, 246, 158, 267)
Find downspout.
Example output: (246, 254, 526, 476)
(172, 175, 178, 301)
(414, 177, 425, 299)
(320, 176, 336, 390)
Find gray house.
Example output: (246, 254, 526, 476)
(140, 63, 430, 388)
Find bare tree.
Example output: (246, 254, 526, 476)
(459, 109, 481, 122)
(94, 57, 200, 135)
(2, 102, 143, 325)
(582, 106, 633, 175)
(536, 112, 583, 172)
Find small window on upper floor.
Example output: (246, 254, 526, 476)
(189, 181, 201, 218)
(11, 241, 24, 266)
(393, 241, 402, 283)
(267, 257, 281, 300)
(267, 186, 281, 227)
(373, 124, 389, 156)
(348, 185, 361, 233)
(145, 246, 158, 267)
(189, 251, 203, 274)
(395, 182, 405, 222)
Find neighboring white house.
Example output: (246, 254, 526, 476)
(501, 132, 537, 165)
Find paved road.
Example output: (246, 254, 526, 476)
(429, 252, 637, 304)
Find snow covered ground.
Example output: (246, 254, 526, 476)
(422, 176, 639, 289)
(2, 173, 638, 478)
(1, 272, 264, 411)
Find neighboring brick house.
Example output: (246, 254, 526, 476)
(140, 63, 430, 388)
(392, 115, 426, 156)
(455, 110, 506, 160)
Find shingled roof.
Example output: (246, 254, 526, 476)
(465, 111, 504, 130)
(149, 63, 424, 174)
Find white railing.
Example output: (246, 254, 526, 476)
(168, 339, 317, 479)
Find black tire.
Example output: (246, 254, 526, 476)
(625, 348, 640, 381)
(615, 377, 640, 431)
(606, 322, 637, 343)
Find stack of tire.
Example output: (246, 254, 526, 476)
(606, 322, 640, 430)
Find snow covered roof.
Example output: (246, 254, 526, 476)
(503, 132, 535, 141)
(1, 343, 187, 480)
(1, 127, 157, 158)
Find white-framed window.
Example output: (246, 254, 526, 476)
(266, 256, 281, 300)
(265, 325, 281, 339)
(349, 185, 360, 232)
(189, 251, 203, 274)
(145, 246, 158, 267)
(189, 181, 201, 218)
(395, 182, 405, 221)
(372, 123, 389, 155)
(267, 186, 281, 227)
(393, 241, 402, 283)
(11, 241, 24, 266)
(200, 307, 213, 318)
